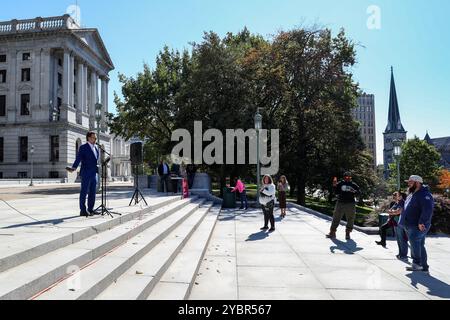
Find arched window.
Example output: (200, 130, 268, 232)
(75, 138, 82, 155)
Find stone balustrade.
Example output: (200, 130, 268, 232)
(0, 15, 78, 34)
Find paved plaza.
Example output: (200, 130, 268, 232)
(190, 207, 450, 300)
(0, 185, 449, 300)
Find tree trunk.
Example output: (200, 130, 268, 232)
(296, 176, 306, 206)
(219, 165, 226, 198)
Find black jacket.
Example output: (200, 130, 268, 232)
(186, 164, 197, 175)
(334, 181, 360, 203)
(171, 164, 180, 176)
(158, 163, 170, 176)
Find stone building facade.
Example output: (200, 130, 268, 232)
(352, 93, 377, 168)
(0, 15, 130, 180)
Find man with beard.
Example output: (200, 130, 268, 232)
(326, 172, 360, 240)
(402, 175, 434, 272)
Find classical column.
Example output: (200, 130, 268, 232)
(82, 64, 88, 114)
(7, 49, 17, 122)
(77, 61, 83, 111)
(33, 49, 42, 111)
(40, 48, 52, 120)
(69, 53, 75, 107)
(62, 50, 70, 107)
(100, 77, 108, 131)
(90, 71, 98, 130)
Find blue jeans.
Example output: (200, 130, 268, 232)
(239, 190, 248, 209)
(80, 174, 98, 213)
(405, 225, 430, 270)
(395, 225, 409, 258)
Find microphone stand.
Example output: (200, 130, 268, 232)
(94, 144, 121, 218)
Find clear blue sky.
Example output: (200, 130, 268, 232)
(2, 0, 449, 165)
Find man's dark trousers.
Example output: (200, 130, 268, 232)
(80, 174, 98, 213)
(72, 143, 99, 214)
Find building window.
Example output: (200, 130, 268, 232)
(74, 82, 77, 95)
(20, 94, 30, 116)
(58, 73, 62, 87)
(0, 70, 6, 83)
(50, 136, 59, 162)
(0, 137, 3, 163)
(21, 68, 31, 82)
(49, 171, 59, 178)
(22, 53, 31, 61)
(18, 172, 28, 178)
(0, 172, 3, 179)
(0, 95, 5, 116)
(58, 58, 62, 67)
(19, 137, 28, 162)
(0, 55, 6, 63)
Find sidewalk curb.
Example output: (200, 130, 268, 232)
(287, 202, 379, 235)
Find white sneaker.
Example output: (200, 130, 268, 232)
(406, 263, 423, 272)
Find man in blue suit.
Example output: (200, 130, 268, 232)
(67, 131, 99, 217)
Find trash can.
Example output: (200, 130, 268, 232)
(379, 213, 395, 237)
(222, 187, 236, 209)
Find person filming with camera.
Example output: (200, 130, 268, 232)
(326, 172, 360, 240)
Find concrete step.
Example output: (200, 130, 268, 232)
(148, 205, 220, 300)
(34, 199, 205, 300)
(96, 202, 215, 300)
(0, 195, 181, 274)
(0, 197, 198, 300)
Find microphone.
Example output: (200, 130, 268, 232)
(96, 143, 106, 151)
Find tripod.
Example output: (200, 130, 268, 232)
(94, 146, 122, 218)
(129, 165, 148, 206)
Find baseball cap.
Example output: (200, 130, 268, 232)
(405, 175, 424, 184)
(343, 172, 352, 177)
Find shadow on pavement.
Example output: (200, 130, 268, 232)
(406, 272, 450, 299)
(245, 231, 270, 242)
(330, 239, 364, 255)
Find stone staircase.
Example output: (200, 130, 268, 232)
(0, 196, 220, 300)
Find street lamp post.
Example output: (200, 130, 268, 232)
(95, 103, 103, 191)
(254, 109, 262, 202)
(29, 145, 35, 187)
(393, 139, 402, 191)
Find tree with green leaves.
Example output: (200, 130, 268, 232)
(389, 137, 442, 190)
(108, 46, 190, 163)
(108, 26, 376, 205)
(261, 27, 371, 205)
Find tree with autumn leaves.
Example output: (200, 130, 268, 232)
(437, 169, 450, 195)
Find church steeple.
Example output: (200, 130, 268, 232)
(385, 67, 406, 133)
(383, 67, 407, 180)
(424, 131, 432, 144)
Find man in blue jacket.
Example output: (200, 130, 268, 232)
(67, 131, 100, 217)
(401, 175, 434, 272)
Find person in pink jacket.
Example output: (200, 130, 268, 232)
(231, 177, 248, 210)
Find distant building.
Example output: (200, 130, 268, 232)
(111, 136, 131, 180)
(352, 93, 377, 168)
(424, 133, 450, 169)
(383, 67, 407, 179)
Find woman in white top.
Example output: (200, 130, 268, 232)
(259, 175, 277, 232)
